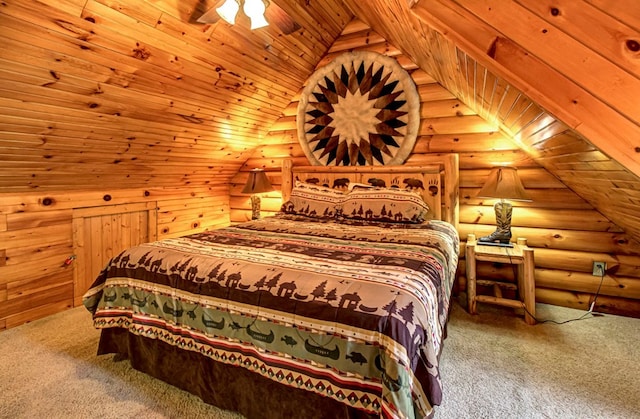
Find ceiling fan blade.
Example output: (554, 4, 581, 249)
(265, 2, 301, 34)
(197, 4, 222, 24)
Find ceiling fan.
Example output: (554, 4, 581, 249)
(197, 0, 301, 34)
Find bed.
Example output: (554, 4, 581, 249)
(83, 155, 460, 419)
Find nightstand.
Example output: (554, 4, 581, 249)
(466, 233, 536, 325)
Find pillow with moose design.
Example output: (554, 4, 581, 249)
(280, 181, 345, 218)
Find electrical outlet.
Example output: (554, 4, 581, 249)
(592, 261, 606, 276)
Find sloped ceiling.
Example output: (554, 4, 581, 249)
(341, 0, 640, 241)
(1, 0, 639, 242)
(0, 0, 353, 189)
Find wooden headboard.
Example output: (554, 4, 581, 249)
(281, 154, 459, 229)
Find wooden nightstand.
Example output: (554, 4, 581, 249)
(466, 233, 536, 325)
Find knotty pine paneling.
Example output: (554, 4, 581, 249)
(232, 21, 640, 318)
(157, 196, 230, 239)
(72, 203, 156, 305)
(0, 186, 230, 329)
(0, 210, 74, 327)
(0, 0, 352, 193)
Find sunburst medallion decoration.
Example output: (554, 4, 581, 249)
(297, 51, 420, 166)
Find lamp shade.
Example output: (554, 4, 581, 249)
(242, 168, 274, 194)
(477, 166, 531, 201)
(216, 0, 240, 24)
(244, 0, 269, 29)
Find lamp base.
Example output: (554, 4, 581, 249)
(478, 200, 513, 244)
(250, 194, 261, 220)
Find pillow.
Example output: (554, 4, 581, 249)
(340, 188, 430, 223)
(280, 181, 344, 218)
(347, 182, 374, 191)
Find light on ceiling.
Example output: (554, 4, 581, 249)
(216, 0, 269, 30)
(244, 0, 269, 29)
(216, 0, 240, 25)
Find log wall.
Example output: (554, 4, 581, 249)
(231, 21, 640, 318)
(345, 0, 640, 256)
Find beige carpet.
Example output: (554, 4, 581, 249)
(435, 297, 640, 418)
(1, 300, 638, 419)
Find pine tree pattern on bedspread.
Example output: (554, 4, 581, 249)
(83, 214, 459, 418)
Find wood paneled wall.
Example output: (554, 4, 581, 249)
(231, 20, 640, 318)
(0, 0, 351, 329)
(0, 187, 229, 329)
(2, 0, 639, 328)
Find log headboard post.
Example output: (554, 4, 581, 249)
(281, 159, 294, 203)
(443, 153, 460, 229)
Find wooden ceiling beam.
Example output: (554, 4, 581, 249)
(411, 0, 640, 177)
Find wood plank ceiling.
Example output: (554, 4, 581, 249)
(342, 0, 640, 243)
(0, 0, 353, 189)
(1, 0, 640, 243)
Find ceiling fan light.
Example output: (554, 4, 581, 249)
(216, 0, 240, 25)
(248, 14, 269, 29)
(244, 0, 269, 29)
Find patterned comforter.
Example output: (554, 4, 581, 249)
(83, 214, 459, 418)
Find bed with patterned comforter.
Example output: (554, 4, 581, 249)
(83, 214, 459, 418)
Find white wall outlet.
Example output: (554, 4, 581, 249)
(592, 261, 606, 276)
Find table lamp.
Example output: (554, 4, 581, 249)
(477, 166, 531, 246)
(242, 168, 274, 220)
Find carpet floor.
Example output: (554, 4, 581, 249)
(1, 299, 638, 419)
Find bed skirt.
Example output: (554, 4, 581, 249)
(97, 328, 377, 419)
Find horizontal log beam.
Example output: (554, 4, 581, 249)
(412, 0, 640, 177)
(459, 223, 640, 255)
(461, 205, 619, 232)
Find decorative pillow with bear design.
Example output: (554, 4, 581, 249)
(280, 181, 345, 218)
(340, 188, 430, 223)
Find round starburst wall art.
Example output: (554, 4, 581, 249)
(297, 51, 420, 166)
